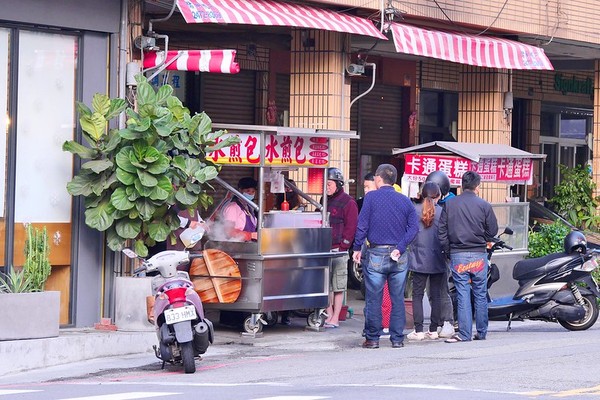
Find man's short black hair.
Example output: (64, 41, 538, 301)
(364, 172, 375, 181)
(462, 171, 481, 191)
(375, 164, 397, 185)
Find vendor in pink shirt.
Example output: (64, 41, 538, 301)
(221, 177, 258, 242)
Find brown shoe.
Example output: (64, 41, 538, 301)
(362, 339, 379, 349)
(391, 341, 404, 348)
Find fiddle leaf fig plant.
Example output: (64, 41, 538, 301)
(63, 74, 239, 256)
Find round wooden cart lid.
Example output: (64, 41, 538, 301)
(189, 249, 241, 304)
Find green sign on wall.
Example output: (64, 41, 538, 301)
(554, 73, 593, 96)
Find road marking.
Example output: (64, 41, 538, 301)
(59, 392, 181, 400)
(552, 384, 600, 397)
(250, 397, 329, 400)
(0, 390, 42, 396)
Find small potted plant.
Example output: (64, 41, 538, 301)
(0, 224, 60, 340)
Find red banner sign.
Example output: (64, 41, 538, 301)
(208, 133, 329, 166)
(403, 154, 533, 184)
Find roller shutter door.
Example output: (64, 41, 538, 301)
(201, 71, 258, 214)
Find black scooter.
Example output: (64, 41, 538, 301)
(450, 229, 600, 331)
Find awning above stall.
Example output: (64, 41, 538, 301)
(389, 22, 553, 70)
(176, 0, 387, 40)
(143, 49, 240, 73)
(392, 141, 546, 186)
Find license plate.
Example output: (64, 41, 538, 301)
(164, 305, 197, 324)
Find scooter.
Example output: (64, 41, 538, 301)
(451, 229, 600, 331)
(123, 235, 214, 374)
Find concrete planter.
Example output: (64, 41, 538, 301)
(114, 276, 154, 332)
(0, 291, 60, 341)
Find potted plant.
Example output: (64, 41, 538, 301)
(0, 224, 60, 340)
(62, 75, 238, 329)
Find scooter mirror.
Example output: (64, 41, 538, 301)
(122, 248, 138, 259)
(504, 227, 514, 235)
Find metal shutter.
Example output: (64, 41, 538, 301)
(201, 70, 257, 124)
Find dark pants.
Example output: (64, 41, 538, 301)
(439, 266, 454, 323)
(412, 271, 444, 333)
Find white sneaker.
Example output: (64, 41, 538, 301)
(425, 331, 439, 340)
(439, 321, 455, 338)
(407, 331, 425, 341)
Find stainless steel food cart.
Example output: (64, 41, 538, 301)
(201, 124, 357, 334)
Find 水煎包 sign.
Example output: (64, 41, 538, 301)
(403, 154, 533, 184)
(208, 132, 329, 166)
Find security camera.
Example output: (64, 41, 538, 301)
(346, 63, 365, 76)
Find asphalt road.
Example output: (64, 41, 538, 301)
(1, 297, 599, 400)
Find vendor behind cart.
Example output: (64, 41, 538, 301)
(219, 177, 258, 242)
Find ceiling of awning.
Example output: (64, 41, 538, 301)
(389, 22, 554, 70)
(176, 0, 387, 40)
(392, 141, 546, 162)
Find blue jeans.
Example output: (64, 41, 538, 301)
(450, 252, 488, 341)
(363, 247, 408, 343)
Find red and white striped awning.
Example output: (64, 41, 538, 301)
(176, 0, 387, 40)
(143, 50, 240, 74)
(390, 22, 553, 70)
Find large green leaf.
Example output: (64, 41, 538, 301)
(134, 239, 148, 258)
(104, 129, 122, 153)
(66, 174, 95, 196)
(146, 154, 170, 174)
(106, 227, 124, 251)
(194, 112, 212, 141)
(62, 140, 98, 159)
(155, 84, 174, 105)
(131, 116, 152, 132)
(134, 178, 154, 197)
(92, 94, 110, 116)
(115, 148, 137, 173)
(116, 167, 136, 185)
(194, 165, 218, 183)
(106, 98, 127, 120)
(205, 135, 241, 152)
(148, 220, 170, 242)
(76, 101, 92, 118)
(119, 127, 144, 140)
(80, 112, 107, 142)
(137, 81, 157, 106)
(115, 218, 141, 239)
(111, 187, 135, 211)
(81, 159, 113, 174)
(136, 197, 157, 220)
(149, 176, 172, 201)
(143, 146, 160, 163)
(84, 200, 116, 231)
(137, 170, 158, 187)
(175, 187, 198, 205)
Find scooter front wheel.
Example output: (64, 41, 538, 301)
(558, 295, 599, 331)
(180, 342, 196, 374)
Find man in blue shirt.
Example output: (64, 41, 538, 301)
(353, 164, 419, 349)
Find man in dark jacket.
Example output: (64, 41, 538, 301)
(439, 171, 498, 343)
(324, 167, 358, 328)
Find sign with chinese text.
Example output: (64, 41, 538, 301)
(208, 133, 329, 166)
(403, 154, 533, 184)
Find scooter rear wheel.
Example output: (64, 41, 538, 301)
(558, 295, 599, 331)
(181, 342, 196, 374)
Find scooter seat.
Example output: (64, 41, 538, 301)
(512, 252, 578, 281)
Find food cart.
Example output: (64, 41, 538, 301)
(193, 124, 356, 334)
(392, 141, 546, 298)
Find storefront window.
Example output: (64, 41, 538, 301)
(13, 30, 76, 269)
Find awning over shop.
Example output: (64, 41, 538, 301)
(392, 141, 546, 185)
(143, 50, 240, 73)
(390, 22, 553, 70)
(176, 0, 387, 40)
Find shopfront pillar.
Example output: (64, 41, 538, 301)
(593, 60, 600, 200)
(289, 29, 351, 185)
(458, 66, 512, 203)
